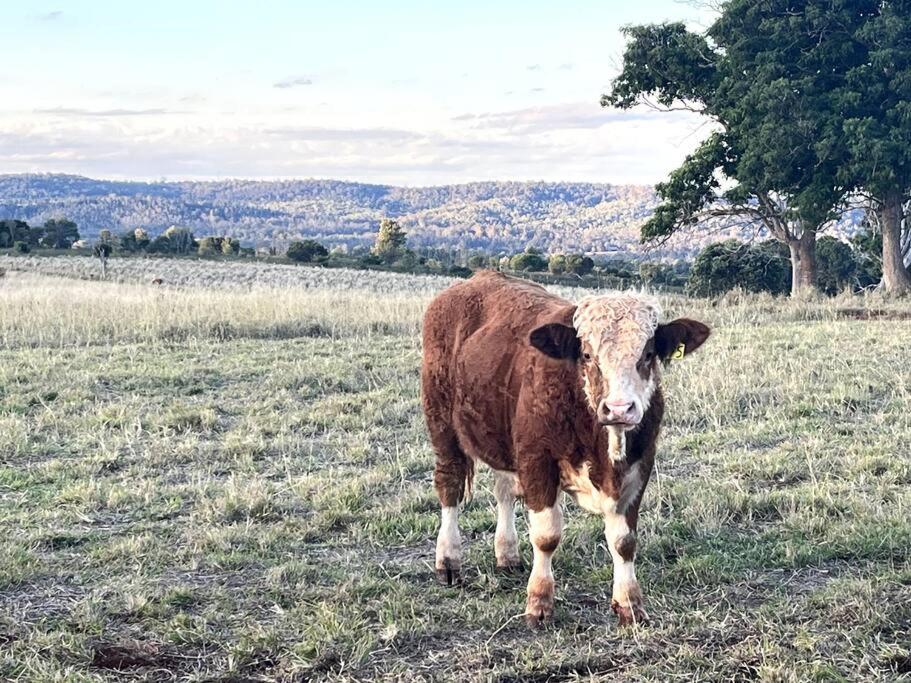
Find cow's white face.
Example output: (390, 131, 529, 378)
(573, 294, 661, 429)
(528, 293, 710, 429)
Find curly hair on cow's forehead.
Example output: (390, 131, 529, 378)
(573, 293, 661, 356)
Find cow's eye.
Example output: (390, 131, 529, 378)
(582, 352, 591, 363)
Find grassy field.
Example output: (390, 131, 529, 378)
(1, 263, 910, 682)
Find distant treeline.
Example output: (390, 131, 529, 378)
(0, 216, 883, 296)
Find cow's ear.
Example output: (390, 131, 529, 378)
(529, 323, 581, 361)
(655, 318, 711, 360)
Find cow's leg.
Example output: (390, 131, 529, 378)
(604, 509, 648, 626)
(430, 428, 471, 586)
(493, 471, 521, 571)
(524, 502, 563, 626)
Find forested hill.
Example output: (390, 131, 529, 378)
(0, 173, 859, 257)
(0, 174, 664, 255)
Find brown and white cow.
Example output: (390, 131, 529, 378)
(421, 271, 709, 627)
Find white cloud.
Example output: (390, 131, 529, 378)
(0, 100, 711, 185)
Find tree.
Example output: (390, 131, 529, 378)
(221, 237, 240, 255)
(373, 219, 407, 262)
(41, 219, 80, 249)
(467, 254, 487, 270)
(162, 226, 196, 254)
(197, 237, 219, 256)
(0, 220, 29, 249)
(842, 2, 911, 294)
(548, 254, 567, 274)
(287, 239, 329, 263)
(509, 248, 547, 272)
(93, 242, 112, 279)
(604, 4, 868, 296)
(565, 254, 594, 276)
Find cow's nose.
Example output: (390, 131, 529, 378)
(598, 401, 639, 425)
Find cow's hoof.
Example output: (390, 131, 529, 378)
(612, 600, 649, 627)
(435, 560, 461, 586)
(523, 610, 552, 629)
(524, 592, 554, 628)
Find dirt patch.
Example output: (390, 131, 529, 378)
(90, 641, 175, 670)
(497, 656, 627, 682)
(836, 308, 911, 321)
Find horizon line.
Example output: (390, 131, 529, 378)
(0, 171, 657, 190)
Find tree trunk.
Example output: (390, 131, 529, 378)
(880, 191, 911, 295)
(787, 229, 817, 297)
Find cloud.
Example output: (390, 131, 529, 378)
(34, 107, 177, 117)
(38, 10, 63, 22)
(558, 63, 574, 71)
(0, 102, 711, 185)
(264, 126, 422, 142)
(526, 64, 542, 71)
(453, 103, 641, 134)
(274, 76, 313, 89)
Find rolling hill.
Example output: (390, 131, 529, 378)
(0, 174, 862, 258)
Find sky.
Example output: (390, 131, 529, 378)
(0, 1, 716, 186)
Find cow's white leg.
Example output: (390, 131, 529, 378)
(604, 510, 648, 626)
(435, 506, 462, 585)
(525, 503, 563, 626)
(493, 472, 521, 570)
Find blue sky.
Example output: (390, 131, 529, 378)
(0, 1, 715, 184)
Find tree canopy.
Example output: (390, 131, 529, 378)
(604, 1, 887, 294)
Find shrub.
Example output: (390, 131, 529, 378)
(565, 254, 594, 276)
(13, 241, 29, 254)
(816, 236, 858, 295)
(509, 249, 547, 272)
(548, 254, 567, 274)
(687, 240, 791, 297)
(448, 265, 472, 278)
(287, 240, 329, 263)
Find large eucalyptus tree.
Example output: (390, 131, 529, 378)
(603, 2, 870, 295)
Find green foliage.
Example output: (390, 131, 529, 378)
(849, 228, 884, 286)
(564, 254, 594, 276)
(607, 2, 870, 260)
(447, 265, 472, 278)
(687, 240, 791, 297)
(604, 22, 718, 109)
(0, 220, 30, 249)
(815, 236, 857, 296)
(373, 219, 407, 262)
(286, 240, 329, 263)
(13, 241, 29, 254)
(642, 134, 732, 242)
(842, 2, 911, 200)
(40, 219, 80, 250)
(548, 254, 567, 274)
(509, 248, 547, 272)
(466, 254, 487, 270)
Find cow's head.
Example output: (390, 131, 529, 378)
(529, 294, 710, 429)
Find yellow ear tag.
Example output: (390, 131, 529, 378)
(670, 343, 685, 360)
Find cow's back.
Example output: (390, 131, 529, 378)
(421, 271, 574, 470)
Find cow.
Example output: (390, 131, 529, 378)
(151, 278, 164, 286)
(421, 271, 710, 627)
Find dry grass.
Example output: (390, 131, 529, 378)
(0, 266, 910, 681)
